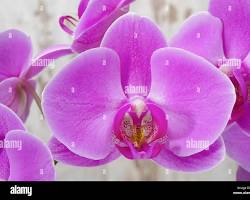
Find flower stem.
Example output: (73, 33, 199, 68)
(20, 79, 44, 115)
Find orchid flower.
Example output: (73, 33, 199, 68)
(169, 0, 250, 179)
(42, 14, 235, 172)
(59, 0, 135, 53)
(0, 103, 55, 181)
(0, 29, 72, 121)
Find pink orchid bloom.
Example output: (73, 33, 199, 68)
(169, 0, 250, 179)
(0, 103, 55, 181)
(0, 29, 72, 121)
(42, 14, 235, 172)
(59, 0, 135, 53)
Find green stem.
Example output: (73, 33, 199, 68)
(20, 79, 43, 116)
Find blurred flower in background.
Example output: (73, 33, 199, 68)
(169, 0, 250, 181)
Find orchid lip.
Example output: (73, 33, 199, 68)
(113, 97, 168, 159)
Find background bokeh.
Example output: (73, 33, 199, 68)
(0, 0, 237, 180)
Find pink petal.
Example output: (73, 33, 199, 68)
(243, 51, 250, 75)
(49, 137, 120, 167)
(0, 104, 25, 180)
(42, 48, 126, 160)
(0, 78, 34, 121)
(0, 150, 10, 180)
(22, 44, 73, 79)
(72, 0, 132, 52)
(148, 48, 235, 157)
(75, 0, 132, 37)
(0, 29, 32, 77)
(6, 130, 55, 181)
(0, 103, 25, 139)
(0, 78, 19, 109)
(223, 123, 250, 172)
(101, 14, 167, 97)
(170, 12, 224, 65)
(78, 0, 90, 18)
(237, 103, 250, 134)
(0, 74, 7, 82)
(154, 138, 225, 172)
(209, 0, 250, 59)
(237, 166, 250, 181)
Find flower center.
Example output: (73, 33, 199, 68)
(113, 97, 167, 159)
(122, 108, 157, 149)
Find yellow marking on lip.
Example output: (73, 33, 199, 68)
(131, 126, 145, 149)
